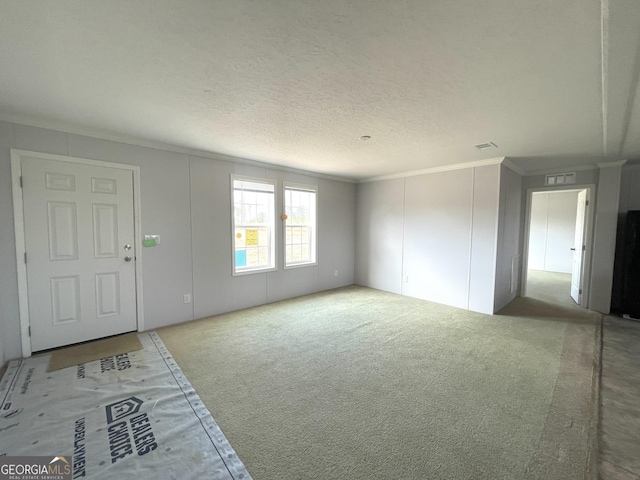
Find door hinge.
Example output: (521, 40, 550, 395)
(585, 200, 589, 206)
(19, 176, 23, 188)
(24, 252, 27, 264)
(28, 326, 31, 337)
(579, 289, 583, 294)
(582, 245, 586, 251)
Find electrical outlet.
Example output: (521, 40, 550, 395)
(403, 275, 409, 283)
(183, 294, 191, 304)
(334, 270, 339, 277)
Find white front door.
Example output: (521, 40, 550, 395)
(570, 189, 588, 305)
(21, 157, 137, 351)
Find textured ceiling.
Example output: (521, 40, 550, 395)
(1, 0, 640, 180)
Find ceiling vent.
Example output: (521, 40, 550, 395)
(474, 142, 498, 150)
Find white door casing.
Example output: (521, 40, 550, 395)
(571, 189, 588, 305)
(12, 150, 143, 355)
(521, 184, 595, 308)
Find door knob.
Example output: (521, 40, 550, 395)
(124, 244, 132, 251)
(570, 248, 576, 251)
(124, 256, 132, 262)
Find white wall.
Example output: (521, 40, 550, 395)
(402, 168, 475, 309)
(355, 179, 404, 294)
(355, 162, 517, 315)
(527, 191, 579, 274)
(589, 163, 624, 313)
(0, 121, 356, 360)
(190, 157, 355, 317)
(494, 165, 523, 311)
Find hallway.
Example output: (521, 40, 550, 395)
(526, 270, 579, 309)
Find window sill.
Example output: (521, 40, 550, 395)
(284, 262, 318, 270)
(232, 266, 277, 276)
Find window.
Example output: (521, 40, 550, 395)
(232, 176, 276, 274)
(284, 183, 317, 268)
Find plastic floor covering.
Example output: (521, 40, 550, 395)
(0, 332, 251, 480)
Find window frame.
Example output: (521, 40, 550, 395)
(230, 174, 277, 276)
(283, 181, 318, 269)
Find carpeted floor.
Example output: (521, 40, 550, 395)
(158, 273, 600, 480)
(598, 315, 640, 479)
(525, 270, 581, 309)
(506, 270, 601, 479)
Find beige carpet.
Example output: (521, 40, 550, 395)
(502, 270, 602, 479)
(598, 315, 640, 478)
(158, 278, 600, 480)
(46, 332, 142, 372)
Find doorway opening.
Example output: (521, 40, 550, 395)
(521, 185, 595, 309)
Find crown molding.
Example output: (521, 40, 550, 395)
(501, 158, 526, 175)
(358, 157, 505, 183)
(0, 112, 357, 184)
(523, 163, 599, 176)
(596, 159, 627, 168)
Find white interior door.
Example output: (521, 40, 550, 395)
(570, 189, 588, 304)
(21, 157, 137, 351)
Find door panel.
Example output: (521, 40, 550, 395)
(570, 189, 588, 304)
(92, 203, 119, 258)
(51, 275, 81, 324)
(22, 157, 137, 351)
(47, 202, 79, 260)
(95, 272, 121, 317)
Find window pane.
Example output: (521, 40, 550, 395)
(235, 228, 246, 248)
(258, 247, 268, 265)
(247, 247, 258, 266)
(292, 227, 301, 244)
(243, 191, 257, 205)
(235, 250, 247, 267)
(232, 177, 275, 274)
(284, 185, 317, 267)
